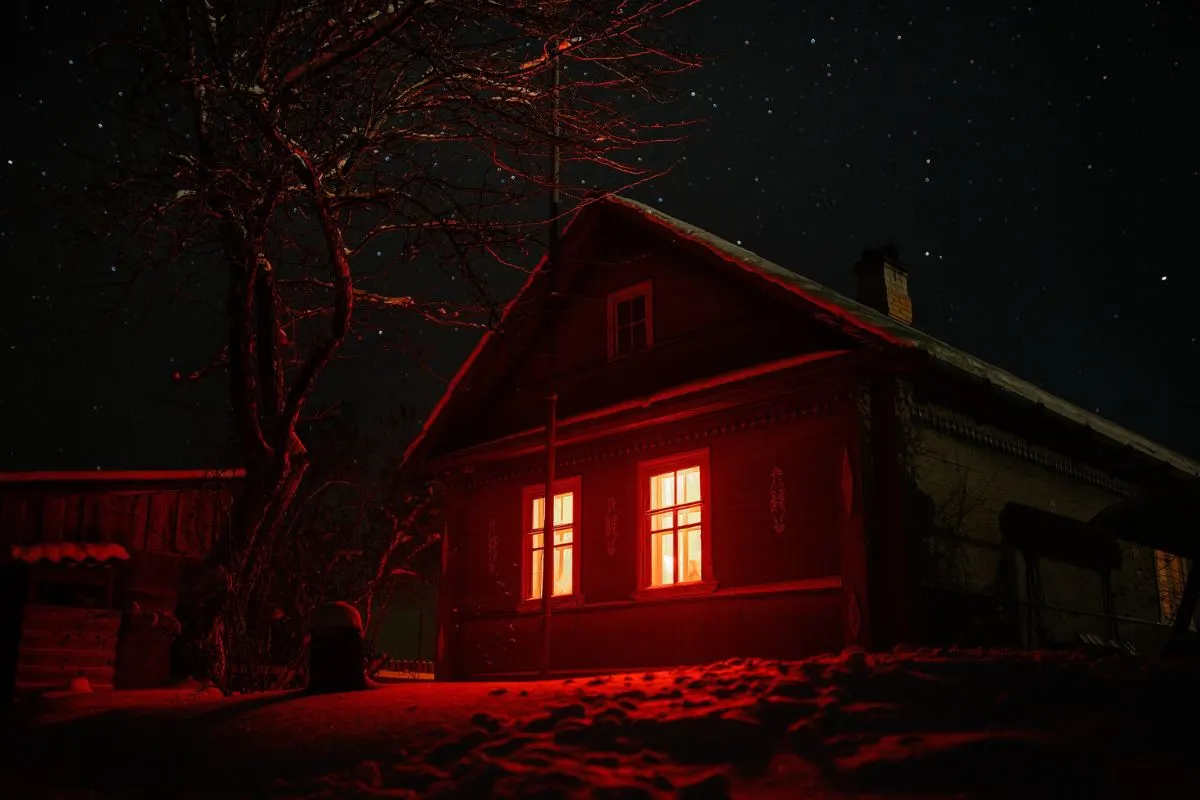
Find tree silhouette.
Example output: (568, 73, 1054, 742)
(85, 0, 701, 689)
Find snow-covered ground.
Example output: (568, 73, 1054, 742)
(2, 647, 1196, 798)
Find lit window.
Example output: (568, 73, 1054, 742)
(607, 281, 653, 358)
(640, 451, 708, 588)
(523, 479, 580, 600)
(1154, 549, 1191, 624)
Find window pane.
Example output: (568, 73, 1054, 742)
(652, 531, 676, 586)
(530, 548, 544, 600)
(554, 492, 573, 526)
(650, 472, 675, 510)
(679, 506, 702, 527)
(678, 466, 702, 505)
(616, 299, 631, 327)
(554, 527, 573, 545)
(532, 496, 545, 530)
(554, 545, 572, 595)
(531, 532, 543, 551)
(650, 510, 674, 532)
(618, 325, 633, 356)
(681, 526, 703, 583)
(630, 295, 646, 323)
(631, 321, 647, 350)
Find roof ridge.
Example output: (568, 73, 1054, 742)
(605, 194, 1200, 478)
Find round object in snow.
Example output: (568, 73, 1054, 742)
(310, 601, 363, 633)
(307, 614, 367, 695)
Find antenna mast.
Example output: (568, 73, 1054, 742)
(539, 40, 564, 678)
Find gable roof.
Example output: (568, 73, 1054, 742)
(404, 195, 1200, 480)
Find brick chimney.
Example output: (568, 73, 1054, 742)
(853, 245, 912, 325)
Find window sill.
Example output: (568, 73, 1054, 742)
(517, 594, 585, 614)
(632, 580, 718, 602)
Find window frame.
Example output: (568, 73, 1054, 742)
(606, 280, 654, 360)
(1154, 549, 1192, 626)
(518, 475, 584, 612)
(635, 448, 717, 600)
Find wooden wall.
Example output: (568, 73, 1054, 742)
(903, 404, 1170, 652)
(458, 588, 843, 677)
(0, 485, 232, 558)
(437, 208, 853, 454)
(448, 385, 858, 677)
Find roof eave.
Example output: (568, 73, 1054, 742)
(0, 468, 246, 485)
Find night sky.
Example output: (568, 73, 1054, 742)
(2, 1, 1197, 471)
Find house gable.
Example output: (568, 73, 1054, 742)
(423, 202, 863, 459)
(406, 195, 1199, 482)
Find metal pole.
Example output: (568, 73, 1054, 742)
(539, 46, 563, 679)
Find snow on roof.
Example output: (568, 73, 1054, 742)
(10, 542, 131, 564)
(403, 194, 1199, 479)
(608, 195, 1200, 479)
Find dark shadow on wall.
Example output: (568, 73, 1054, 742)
(901, 483, 1023, 649)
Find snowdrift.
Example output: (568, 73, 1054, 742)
(2, 647, 1196, 798)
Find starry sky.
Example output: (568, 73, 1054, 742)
(2, 0, 1198, 471)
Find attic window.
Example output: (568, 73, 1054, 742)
(607, 281, 653, 359)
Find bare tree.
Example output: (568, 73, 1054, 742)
(84, 0, 699, 689)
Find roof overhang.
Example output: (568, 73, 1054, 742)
(401, 193, 1200, 483)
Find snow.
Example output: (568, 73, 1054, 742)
(2, 647, 1197, 798)
(9, 542, 130, 564)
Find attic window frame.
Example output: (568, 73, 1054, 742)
(606, 280, 654, 360)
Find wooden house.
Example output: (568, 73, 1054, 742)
(403, 196, 1199, 680)
(0, 469, 241, 695)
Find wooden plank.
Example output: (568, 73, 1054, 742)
(146, 492, 177, 553)
(129, 494, 151, 550)
(0, 493, 38, 545)
(61, 494, 84, 541)
(195, 492, 216, 556)
(102, 493, 135, 549)
(21, 604, 122, 623)
(175, 490, 200, 556)
(78, 494, 105, 543)
(18, 627, 119, 649)
(19, 646, 115, 669)
(40, 496, 65, 543)
(16, 663, 115, 686)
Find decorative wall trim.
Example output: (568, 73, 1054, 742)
(604, 497, 619, 556)
(485, 518, 498, 576)
(912, 402, 1136, 496)
(769, 467, 787, 535)
(466, 390, 855, 489)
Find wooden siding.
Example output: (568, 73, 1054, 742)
(15, 605, 120, 692)
(434, 211, 853, 456)
(905, 405, 1171, 652)
(0, 486, 232, 558)
(446, 384, 859, 677)
(458, 586, 843, 678)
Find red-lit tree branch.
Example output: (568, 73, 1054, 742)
(85, 0, 702, 691)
